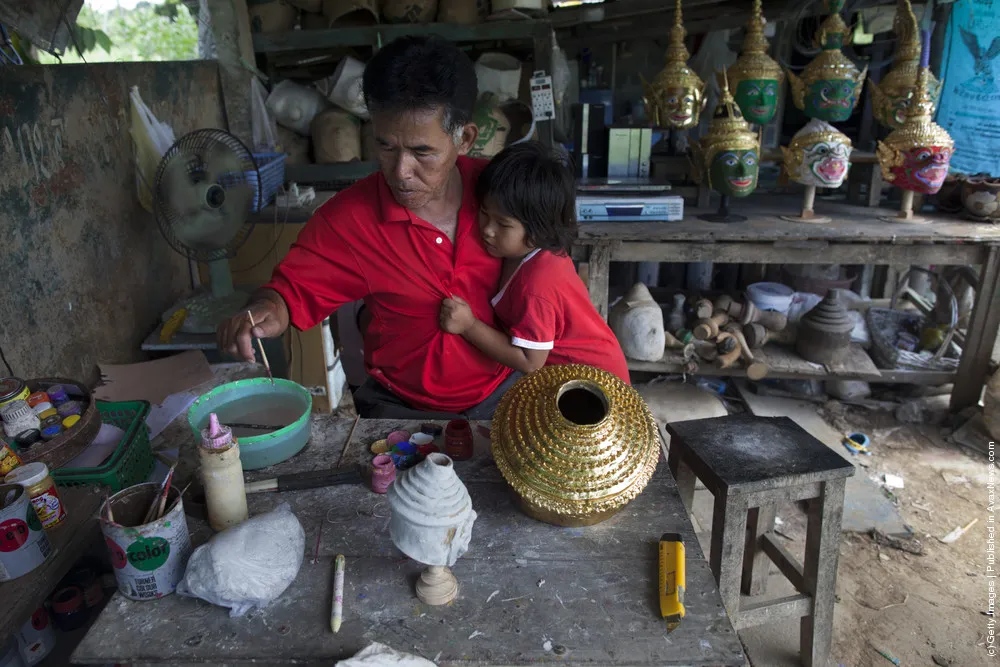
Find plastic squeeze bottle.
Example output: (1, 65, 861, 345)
(200, 413, 249, 531)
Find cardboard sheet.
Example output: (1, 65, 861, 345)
(95, 351, 212, 405)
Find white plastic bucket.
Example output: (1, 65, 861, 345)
(747, 282, 794, 314)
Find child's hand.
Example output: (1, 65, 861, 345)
(440, 296, 476, 334)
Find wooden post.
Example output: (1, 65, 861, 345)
(206, 0, 256, 146)
(585, 242, 613, 321)
(952, 245, 1000, 410)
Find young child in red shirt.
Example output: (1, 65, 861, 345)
(439, 142, 630, 384)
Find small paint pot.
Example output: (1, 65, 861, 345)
(35, 409, 56, 422)
(392, 441, 417, 456)
(386, 430, 410, 447)
(61, 415, 80, 430)
(39, 423, 62, 442)
(30, 403, 52, 417)
(14, 430, 40, 449)
(370, 455, 396, 494)
(0, 378, 29, 411)
(0, 484, 51, 581)
(45, 386, 68, 407)
(56, 402, 81, 418)
(65, 567, 104, 608)
(416, 443, 439, 456)
(50, 586, 87, 631)
(369, 439, 389, 455)
(420, 423, 443, 436)
(16, 605, 55, 666)
(25, 393, 49, 410)
(445, 420, 473, 461)
(409, 432, 434, 447)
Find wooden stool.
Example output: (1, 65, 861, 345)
(665, 415, 855, 667)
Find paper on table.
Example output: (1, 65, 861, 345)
(146, 391, 198, 441)
(95, 351, 212, 405)
(61, 423, 126, 469)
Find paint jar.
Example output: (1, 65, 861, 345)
(0, 443, 22, 476)
(1, 402, 40, 441)
(445, 420, 474, 461)
(5, 463, 65, 529)
(45, 386, 68, 407)
(0, 484, 52, 581)
(102, 482, 193, 600)
(61, 415, 80, 430)
(34, 408, 56, 421)
(370, 439, 389, 455)
(200, 413, 249, 532)
(24, 394, 48, 410)
(39, 417, 62, 441)
(409, 432, 434, 447)
(387, 430, 410, 447)
(0, 638, 24, 667)
(0, 379, 29, 411)
(50, 586, 87, 631)
(56, 401, 81, 418)
(16, 606, 55, 666)
(65, 566, 104, 608)
(420, 423, 443, 436)
(371, 454, 396, 493)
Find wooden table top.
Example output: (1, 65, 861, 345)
(74, 418, 745, 666)
(576, 195, 1000, 245)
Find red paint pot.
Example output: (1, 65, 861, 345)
(416, 443, 439, 456)
(445, 420, 473, 461)
(50, 586, 87, 631)
(370, 455, 396, 494)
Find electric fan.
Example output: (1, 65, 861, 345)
(153, 129, 261, 334)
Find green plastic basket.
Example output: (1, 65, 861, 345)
(52, 400, 154, 492)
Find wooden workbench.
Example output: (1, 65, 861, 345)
(73, 417, 746, 666)
(572, 194, 1000, 411)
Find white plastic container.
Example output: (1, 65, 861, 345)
(747, 282, 795, 314)
(199, 414, 249, 532)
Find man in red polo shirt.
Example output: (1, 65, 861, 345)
(217, 36, 516, 418)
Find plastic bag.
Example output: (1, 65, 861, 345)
(251, 77, 279, 153)
(129, 86, 175, 213)
(335, 643, 437, 667)
(177, 503, 305, 617)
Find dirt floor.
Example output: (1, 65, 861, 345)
(817, 403, 991, 667)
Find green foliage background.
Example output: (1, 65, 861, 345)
(35, 1, 198, 64)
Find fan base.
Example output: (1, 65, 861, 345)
(164, 289, 250, 334)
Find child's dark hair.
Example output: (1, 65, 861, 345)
(476, 142, 577, 254)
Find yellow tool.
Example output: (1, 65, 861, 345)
(160, 308, 187, 344)
(659, 532, 686, 632)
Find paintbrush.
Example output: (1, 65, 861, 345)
(247, 310, 275, 384)
(142, 464, 176, 524)
(164, 481, 192, 516)
(155, 466, 177, 520)
(103, 491, 114, 523)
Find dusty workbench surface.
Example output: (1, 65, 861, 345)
(74, 418, 745, 666)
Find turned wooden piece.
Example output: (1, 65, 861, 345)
(743, 322, 797, 349)
(716, 333, 742, 369)
(714, 295, 745, 319)
(664, 330, 686, 350)
(416, 565, 459, 605)
(694, 312, 730, 340)
(739, 302, 788, 331)
(722, 323, 769, 380)
(694, 298, 715, 320)
(694, 340, 719, 361)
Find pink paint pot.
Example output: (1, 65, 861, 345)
(370, 455, 396, 494)
(386, 430, 410, 447)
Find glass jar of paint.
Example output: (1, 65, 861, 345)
(50, 586, 88, 631)
(46, 386, 69, 407)
(0, 442, 21, 476)
(1, 400, 40, 439)
(32, 401, 54, 416)
(62, 415, 80, 430)
(57, 401, 81, 418)
(445, 420, 474, 461)
(0, 378, 28, 410)
(5, 462, 66, 529)
(26, 392, 50, 409)
(14, 429, 41, 449)
(40, 416, 63, 441)
(370, 454, 396, 494)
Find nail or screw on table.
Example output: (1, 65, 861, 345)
(73, 418, 746, 666)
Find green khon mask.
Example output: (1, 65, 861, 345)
(804, 79, 857, 122)
(709, 150, 759, 198)
(735, 80, 780, 125)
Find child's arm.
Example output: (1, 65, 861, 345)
(440, 297, 548, 374)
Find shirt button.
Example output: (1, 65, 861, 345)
(436, 237, 443, 244)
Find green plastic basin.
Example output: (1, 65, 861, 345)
(187, 378, 312, 470)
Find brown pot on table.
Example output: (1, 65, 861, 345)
(961, 173, 1000, 223)
(795, 289, 853, 365)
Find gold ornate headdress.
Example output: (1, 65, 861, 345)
(644, 0, 706, 111)
(870, 0, 942, 128)
(692, 75, 760, 187)
(876, 64, 954, 179)
(723, 0, 784, 91)
(786, 13, 868, 111)
(781, 118, 852, 176)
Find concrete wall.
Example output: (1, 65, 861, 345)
(0, 61, 225, 384)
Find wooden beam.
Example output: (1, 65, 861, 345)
(735, 594, 812, 630)
(207, 0, 255, 146)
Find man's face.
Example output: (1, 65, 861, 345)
(372, 107, 475, 210)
